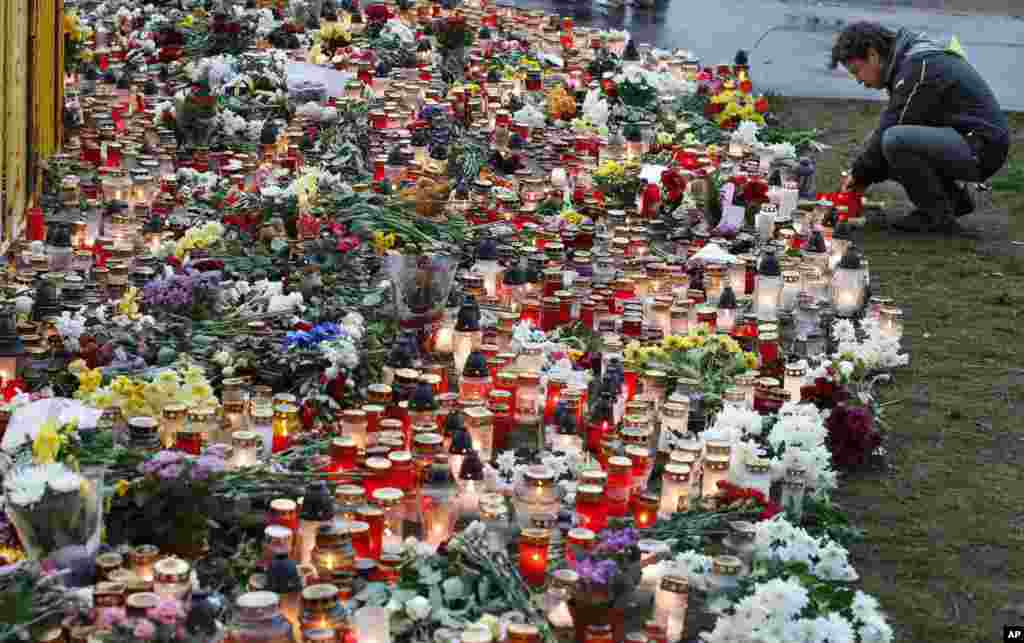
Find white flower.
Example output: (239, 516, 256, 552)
(405, 596, 431, 621)
(838, 360, 855, 378)
(495, 451, 518, 477)
(212, 350, 232, 366)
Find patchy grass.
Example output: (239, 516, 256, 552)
(773, 98, 1024, 642)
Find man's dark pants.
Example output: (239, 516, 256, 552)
(880, 125, 996, 217)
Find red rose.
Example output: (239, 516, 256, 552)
(739, 79, 753, 94)
(755, 96, 770, 113)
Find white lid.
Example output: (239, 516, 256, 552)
(237, 591, 279, 610)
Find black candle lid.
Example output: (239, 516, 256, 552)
(266, 554, 303, 594)
(449, 428, 473, 455)
(409, 382, 437, 411)
(718, 285, 738, 309)
(462, 351, 489, 378)
(458, 450, 485, 481)
(300, 481, 334, 521)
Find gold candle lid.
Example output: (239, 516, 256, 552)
(519, 528, 550, 546)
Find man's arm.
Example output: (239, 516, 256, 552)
(850, 56, 948, 188)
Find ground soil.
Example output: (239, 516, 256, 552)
(771, 95, 1024, 642)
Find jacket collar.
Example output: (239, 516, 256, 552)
(883, 29, 946, 89)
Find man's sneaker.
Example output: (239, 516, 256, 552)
(948, 182, 976, 217)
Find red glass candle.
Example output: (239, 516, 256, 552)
(543, 269, 563, 297)
(387, 451, 415, 492)
(575, 484, 608, 532)
(363, 457, 392, 500)
(520, 299, 541, 326)
(175, 428, 202, 455)
(541, 378, 563, 426)
(328, 436, 358, 475)
(605, 456, 633, 518)
(358, 506, 385, 560)
(753, 378, 781, 415)
(622, 315, 643, 339)
(757, 332, 782, 379)
(580, 299, 597, 330)
(373, 157, 386, 182)
(363, 404, 385, 443)
(587, 418, 610, 454)
(269, 498, 299, 533)
(632, 493, 659, 529)
(541, 297, 561, 332)
(623, 369, 639, 402)
(348, 521, 372, 559)
(518, 528, 550, 586)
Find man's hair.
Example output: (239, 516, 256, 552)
(829, 22, 898, 69)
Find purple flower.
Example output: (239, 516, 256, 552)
(157, 463, 185, 480)
(139, 450, 184, 475)
(576, 556, 619, 586)
(191, 454, 227, 480)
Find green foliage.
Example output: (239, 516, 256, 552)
(990, 159, 1024, 193)
(800, 497, 865, 547)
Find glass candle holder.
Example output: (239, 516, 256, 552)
(129, 544, 159, 584)
(231, 591, 295, 643)
(708, 555, 743, 595)
(341, 409, 369, 451)
(743, 457, 772, 499)
(516, 371, 542, 425)
(153, 557, 191, 600)
(574, 484, 608, 533)
(780, 472, 807, 521)
(701, 455, 731, 501)
(312, 522, 355, 584)
(658, 464, 691, 518)
(654, 575, 689, 643)
(605, 456, 633, 517)
(270, 498, 300, 532)
(250, 407, 274, 458)
(334, 485, 365, 523)
(265, 525, 294, 562)
(464, 406, 494, 462)
(879, 305, 903, 340)
(160, 404, 186, 449)
(233, 431, 261, 468)
(632, 492, 659, 529)
(518, 528, 550, 587)
(299, 583, 346, 639)
(371, 487, 405, 554)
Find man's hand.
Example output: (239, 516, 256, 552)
(840, 173, 866, 193)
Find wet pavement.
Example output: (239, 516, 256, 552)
(505, 0, 1024, 110)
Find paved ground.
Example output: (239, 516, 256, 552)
(509, 0, 1024, 109)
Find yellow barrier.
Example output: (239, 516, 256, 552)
(1, 0, 64, 252)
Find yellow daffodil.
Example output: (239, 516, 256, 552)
(182, 365, 207, 385)
(178, 14, 194, 28)
(720, 336, 742, 354)
(560, 208, 582, 225)
(679, 337, 697, 351)
(115, 479, 131, 497)
(33, 420, 61, 465)
(372, 231, 397, 255)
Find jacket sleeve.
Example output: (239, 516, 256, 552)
(851, 55, 949, 186)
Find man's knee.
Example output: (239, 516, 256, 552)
(881, 126, 915, 164)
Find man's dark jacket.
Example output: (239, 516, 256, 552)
(851, 29, 1009, 186)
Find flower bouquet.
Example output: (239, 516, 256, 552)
(568, 527, 658, 643)
(106, 449, 228, 559)
(3, 462, 105, 584)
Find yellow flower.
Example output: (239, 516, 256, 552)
(624, 340, 644, 364)
(743, 352, 759, 370)
(188, 381, 214, 404)
(720, 336, 742, 354)
(111, 376, 135, 397)
(77, 368, 103, 395)
(90, 388, 116, 409)
(679, 337, 697, 351)
(182, 365, 207, 385)
(115, 480, 131, 497)
(33, 421, 61, 465)
(372, 231, 397, 255)
(178, 14, 194, 28)
(118, 287, 140, 319)
(662, 335, 686, 351)
(560, 208, 582, 225)
(68, 359, 87, 375)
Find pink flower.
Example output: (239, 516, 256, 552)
(96, 607, 126, 629)
(147, 598, 185, 626)
(133, 619, 157, 640)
